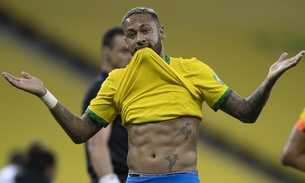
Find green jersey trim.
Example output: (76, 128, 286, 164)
(211, 88, 232, 111)
(85, 108, 109, 127)
(165, 55, 170, 64)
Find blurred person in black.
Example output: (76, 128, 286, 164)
(0, 149, 24, 183)
(82, 27, 131, 183)
(15, 141, 56, 183)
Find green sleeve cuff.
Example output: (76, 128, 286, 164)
(211, 88, 232, 111)
(85, 108, 109, 127)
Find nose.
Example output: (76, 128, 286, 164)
(136, 33, 146, 44)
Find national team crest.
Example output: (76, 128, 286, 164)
(212, 72, 224, 85)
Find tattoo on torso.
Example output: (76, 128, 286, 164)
(165, 154, 179, 172)
(181, 123, 191, 140)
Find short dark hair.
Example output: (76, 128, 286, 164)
(102, 27, 124, 48)
(25, 142, 56, 173)
(122, 7, 160, 28)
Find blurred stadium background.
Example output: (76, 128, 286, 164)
(0, 0, 305, 182)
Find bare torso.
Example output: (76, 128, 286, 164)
(126, 116, 200, 174)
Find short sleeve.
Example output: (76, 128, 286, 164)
(189, 59, 232, 111)
(86, 69, 122, 127)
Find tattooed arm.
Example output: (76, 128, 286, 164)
(220, 86, 270, 123)
(220, 51, 305, 123)
(2, 71, 103, 144)
(50, 102, 102, 144)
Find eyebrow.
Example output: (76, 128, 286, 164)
(140, 23, 151, 28)
(126, 23, 152, 32)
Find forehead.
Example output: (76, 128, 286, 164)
(123, 13, 156, 30)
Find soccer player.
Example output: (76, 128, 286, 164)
(2, 7, 305, 183)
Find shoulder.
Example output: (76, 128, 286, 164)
(108, 68, 125, 80)
(170, 56, 213, 71)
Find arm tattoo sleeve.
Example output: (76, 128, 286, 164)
(220, 87, 270, 123)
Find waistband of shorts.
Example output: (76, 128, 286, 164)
(128, 172, 197, 177)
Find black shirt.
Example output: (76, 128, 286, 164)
(82, 71, 128, 183)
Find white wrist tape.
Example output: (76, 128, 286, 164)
(40, 90, 58, 109)
(98, 173, 120, 183)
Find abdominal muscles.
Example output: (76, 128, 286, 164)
(126, 116, 200, 174)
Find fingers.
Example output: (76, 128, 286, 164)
(278, 50, 305, 63)
(288, 50, 305, 64)
(296, 50, 305, 61)
(2, 72, 16, 82)
(21, 71, 32, 79)
(2, 72, 10, 77)
(2, 72, 9, 81)
(278, 52, 288, 62)
(2, 71, 32, 80)
(2, 72, 22, 89)
(2, 72, 8, 78)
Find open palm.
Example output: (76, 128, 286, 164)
(2, 71, 46, 97)
(268, 51, 305, 81)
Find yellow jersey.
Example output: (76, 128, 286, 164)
(86, 48, 231, 127)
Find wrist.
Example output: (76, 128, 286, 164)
(98, 173, 120, 183)
(40, 89, 58, 109)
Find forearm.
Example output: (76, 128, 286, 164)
(49, 102, 100, 144)
(220, 49, 305, 123)
(281, 127, 305, 172)
(283, 153, 305, 172)
(288, 156, 305, 172)
(87, 127, 115, 180)
(221, 79, 273, 123)
(89, 143, 113, 178)
(244, 79, 273, 121)
(38, 89, 101, 143)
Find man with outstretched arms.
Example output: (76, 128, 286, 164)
(2, 7, 305, 183)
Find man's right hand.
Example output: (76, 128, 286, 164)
(2, 71, 47, 97)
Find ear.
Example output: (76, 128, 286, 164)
(159, 25, 166, 40)
(101, 46, 110, 60)
(102, 46, 110, 54)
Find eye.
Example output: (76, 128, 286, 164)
(127, 32, 136, 39)
(143, 29, 150, 34)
